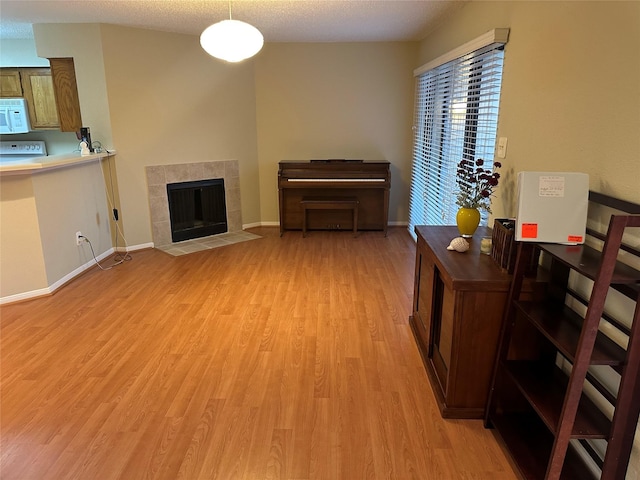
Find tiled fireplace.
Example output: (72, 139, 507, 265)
(145, 160, 242, 247)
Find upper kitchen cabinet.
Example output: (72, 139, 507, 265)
(0, 58, 82, 132)
(0, 69, 23, 97)
(49, 58, 82, 132)
(19, 68, 59, 129)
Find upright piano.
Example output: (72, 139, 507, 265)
(278, 159, 391, 235)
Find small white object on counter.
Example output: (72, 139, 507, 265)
(447, 237, 470, 253)
(80, 141, 91, 156)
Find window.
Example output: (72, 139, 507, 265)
(408, 30, 508, 238)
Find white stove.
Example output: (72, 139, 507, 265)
(0, 140, 47, 165)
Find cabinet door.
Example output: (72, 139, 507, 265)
(0, 68, 22, 97)
(430, 272, 455, 391)
(20, 68, 59, 129)
(414, 251, 436, 350)
(49, 58, 82, 132)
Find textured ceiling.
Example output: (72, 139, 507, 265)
(0, 0, 466, 42)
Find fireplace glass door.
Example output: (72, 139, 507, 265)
(167, 178, 227, 242)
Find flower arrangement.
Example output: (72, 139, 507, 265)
(455, 158, 502, 212)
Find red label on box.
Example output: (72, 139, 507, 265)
(521, 223, 538, 239)
(567, 235, 583, 243)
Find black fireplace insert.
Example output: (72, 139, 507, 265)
(167, 178, 227, 242)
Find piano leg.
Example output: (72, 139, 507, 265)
(279, 188, 285, 237)
(353, 204, 358, 237)
(383, 188, 390, 237)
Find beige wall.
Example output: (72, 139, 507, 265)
(418, 1, 640, 219)
(0, 176, 48, 296)
(254, 42, 417, 224)
(32, 161, 112, 286)
(34, 24, 113, 149)
(0, 38, 49, 67)
(99, 25, 261, 245)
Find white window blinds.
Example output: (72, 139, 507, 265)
(408, 30, 508, 238)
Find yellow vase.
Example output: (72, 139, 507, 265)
(456, 208, 481, 238)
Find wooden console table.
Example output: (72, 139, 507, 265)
(409, 225, 518, 418)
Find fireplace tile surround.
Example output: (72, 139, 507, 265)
(145, 160, 242, 247)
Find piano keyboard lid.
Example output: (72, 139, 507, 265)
(287, 178, 385, 182)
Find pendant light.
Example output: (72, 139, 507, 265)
(200, 1, 264, 63)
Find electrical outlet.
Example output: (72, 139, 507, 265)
(76, 231, 84, 246)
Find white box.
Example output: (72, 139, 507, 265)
(515, 172, 589, 244)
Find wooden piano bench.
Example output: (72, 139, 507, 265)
(300, 196, 359, 237)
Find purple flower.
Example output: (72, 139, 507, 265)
(455, 157, 502, 211)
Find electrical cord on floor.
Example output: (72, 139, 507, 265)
(79, 234, 131, 271)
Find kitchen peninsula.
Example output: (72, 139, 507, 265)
(0, 149, 115, 303)
(0, 150, 112, 175)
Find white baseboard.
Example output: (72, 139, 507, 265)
(1, 247, 115, 305)
(0, 243, 158, 305)
(246, 221, 279, 228)
(242, 221, 265, 229)
(120, 242, 154, 252)
(0, 287, 52, 306)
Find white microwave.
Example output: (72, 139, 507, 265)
(0, 98, 30, 134)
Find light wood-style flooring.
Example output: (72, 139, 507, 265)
(1, 227, 517, 479)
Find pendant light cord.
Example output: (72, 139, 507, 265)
(228, 0, 232, 20)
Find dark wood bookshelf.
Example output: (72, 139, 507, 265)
(538, 243, 640, 285)
(504, 361, 611, 438)
(491, 413, 598, 480)
(513, 302, 627, 366)
(485, 192, 640, 479)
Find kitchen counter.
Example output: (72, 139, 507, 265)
(0, 150, 115, 175)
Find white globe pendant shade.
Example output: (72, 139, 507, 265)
(200, 19, 264, 63)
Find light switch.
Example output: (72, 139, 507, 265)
(497, 137, 508, 159)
